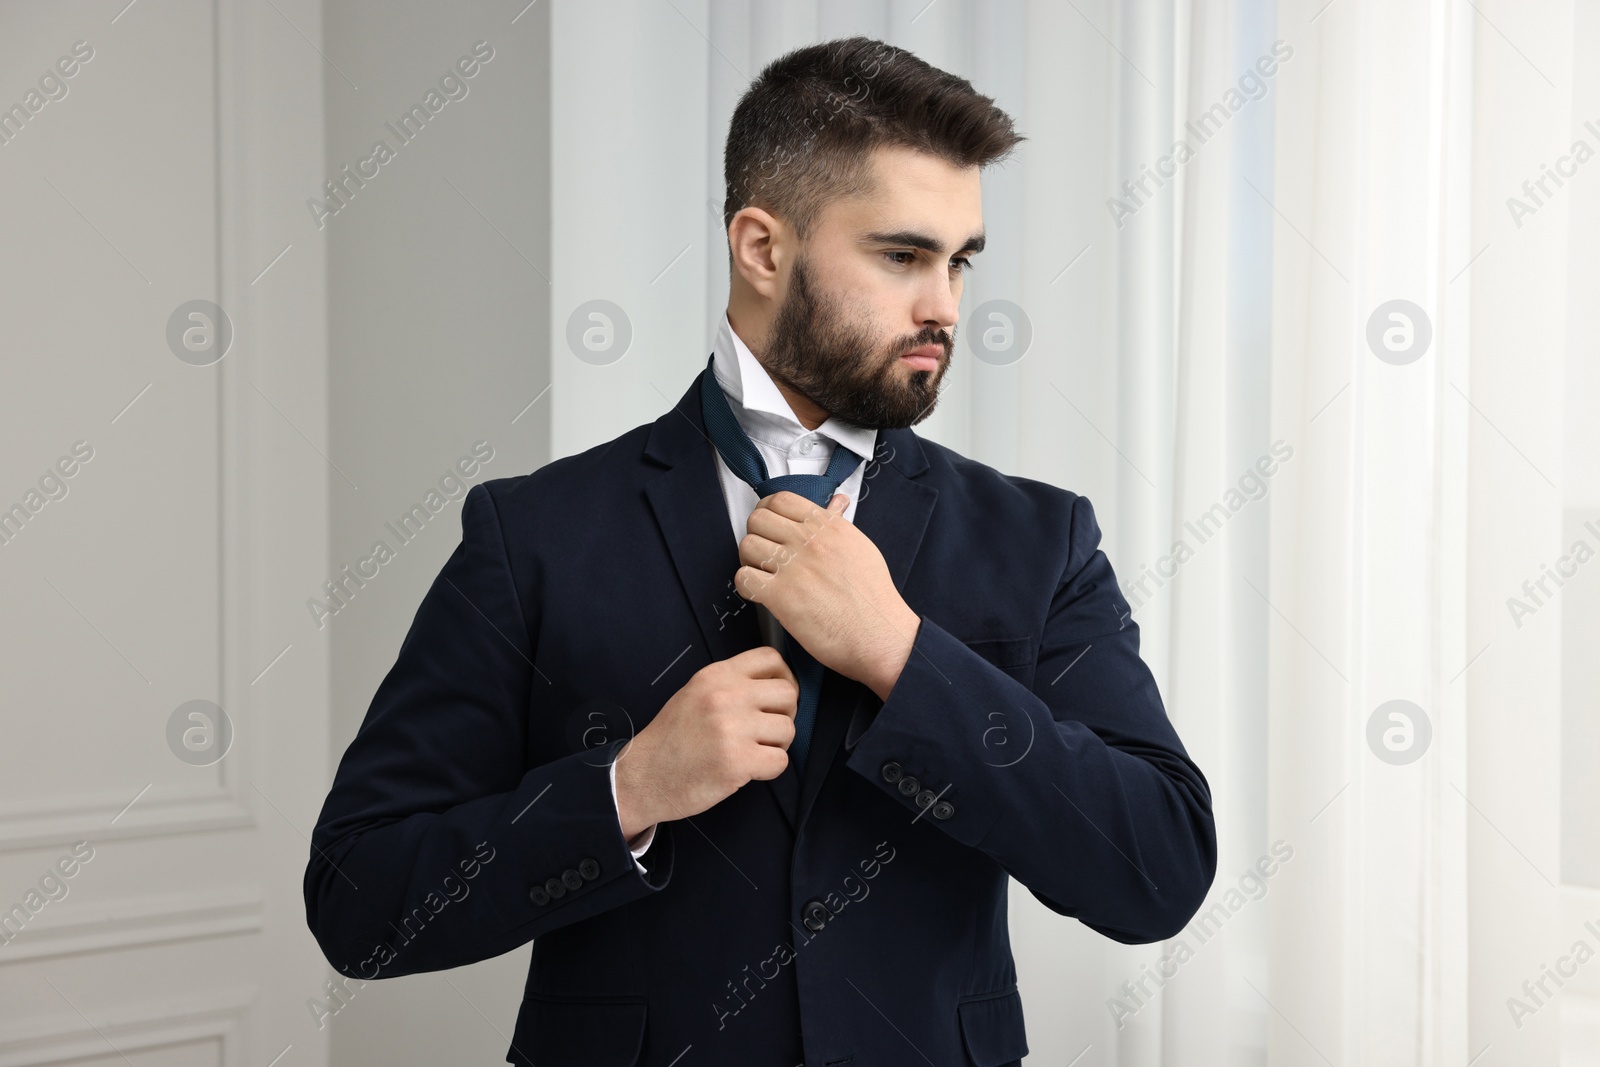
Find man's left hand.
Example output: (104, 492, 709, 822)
(735, 491, 920, 701)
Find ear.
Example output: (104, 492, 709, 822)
(727, 206, 789, 300)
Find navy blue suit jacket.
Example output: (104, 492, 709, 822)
(303, 363, 1216, 1067)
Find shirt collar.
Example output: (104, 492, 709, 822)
(711, 311, 879, 462)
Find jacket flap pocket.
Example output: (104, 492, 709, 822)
(957, 988, 1029, 1067)
(961, 635, 1035, 670)
(513, 994, 646, 1067)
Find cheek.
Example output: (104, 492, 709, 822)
(855, 305, 901, 354)
(828, 277, 887, 330)
(833, 255, 883, 294)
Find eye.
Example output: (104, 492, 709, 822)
(882, 250, 975, 273)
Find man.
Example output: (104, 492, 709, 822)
(304, 35, 1215, 1067)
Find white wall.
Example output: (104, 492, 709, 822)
(0, 0, 331, 1063)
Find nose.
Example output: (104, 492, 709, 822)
(913, 280, 960, 342)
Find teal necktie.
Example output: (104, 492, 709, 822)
(699, 356, 864, 775)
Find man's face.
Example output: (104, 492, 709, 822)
(761, 145, 984, 429)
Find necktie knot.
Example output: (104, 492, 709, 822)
(700, 356, 864, 506)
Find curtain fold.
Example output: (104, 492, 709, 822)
(1151, 0, 1277, 1061)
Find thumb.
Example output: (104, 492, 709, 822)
(827, 493, 849, 512)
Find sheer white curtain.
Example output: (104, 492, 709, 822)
(1265, 1, 1581, 1064)
(1261, 1, 1480, 1063)
(549, 0, 1590, 1062)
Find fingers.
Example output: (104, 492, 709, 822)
(745, 493, 833, 542)
(747, 677, 799, 718)
(737, 531, 786, 572)
(746, 744, 791, 780)
(751, 490, 820, 523)
(712, 650, 799, 731)
(749, 704, 798, 748)
(734, 565, 779, 603)
(729, 645, 798, 685)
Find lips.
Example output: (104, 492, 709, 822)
(900, 344, 942, 371)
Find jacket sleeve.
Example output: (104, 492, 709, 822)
(303, 482, 673, 979)
(842, 494, 1216, 944)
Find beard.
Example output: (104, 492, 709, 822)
(757, 254, 952, 430)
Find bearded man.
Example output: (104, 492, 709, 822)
(305, 34, 1216, 1067)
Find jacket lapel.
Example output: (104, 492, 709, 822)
(641, 363, 938, 835)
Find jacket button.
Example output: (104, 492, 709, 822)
(545, 877, 566, 899)
(932, 800, 955, 820)
(880, 761, 903, 784)
(915, 789, 936, 809)
(802, 899, 831, 932)
(561, 868, 584, 891)
(897, 775, 920, 796)
(528, 885, 550, 906)
(578, 857, 601, 881)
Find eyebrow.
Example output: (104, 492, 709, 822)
(860, 229, 986, 257)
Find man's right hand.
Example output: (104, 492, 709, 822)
(613, 646, 799, 840)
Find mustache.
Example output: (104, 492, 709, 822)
(892, 330, 953, 357)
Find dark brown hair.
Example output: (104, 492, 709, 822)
(722, 36, 1024, 242)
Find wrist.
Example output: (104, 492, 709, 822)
(613, 743, 656, 840)
(865, 605, 920, 702)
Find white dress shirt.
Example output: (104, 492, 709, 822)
(609, 311, 880, 874)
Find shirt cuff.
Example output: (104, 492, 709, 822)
(609, 757, 657, 874)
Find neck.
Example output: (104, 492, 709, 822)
(726, 305, 830, 431)
(766, 374, 828, 431)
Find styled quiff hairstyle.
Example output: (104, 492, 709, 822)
(722, 36, 1024, 243)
